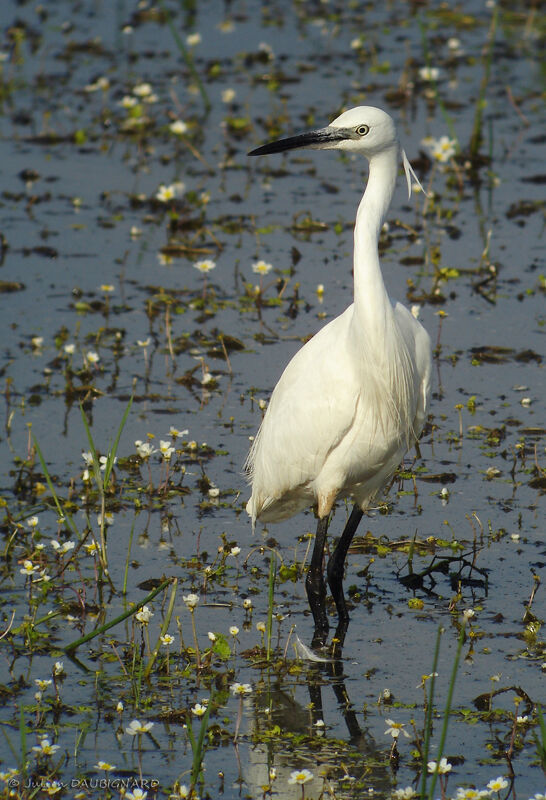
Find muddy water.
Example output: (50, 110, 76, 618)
(0, 1, 544, 796)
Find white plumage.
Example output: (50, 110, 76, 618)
(245, 107, 431, 645)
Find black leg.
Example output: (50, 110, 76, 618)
(327, 504, 363, 634)
(305, 515, 330, 645)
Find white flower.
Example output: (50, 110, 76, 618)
(86, 350, 100, 365)
(487, 777, 508, 792)
(432, 136, 456, 163)
(207, 631, 217, 642)
(42, 780, 63, 796)
(133, 82, 152, 97)
(64, 343, 76, 354)
(183, 593, 200, 609)
(161, 634, 175, 646)
(32, 738, 60, 755)
(231, 546, 241, 557)
(20, 560, 38, 576)
(419, 66, 440, 81)
(53, 661, 64, 676)
(231, 682, 252, 696)
(135, 440, 157, 459)
(116, 701, 124, 713)
(84, 76, 110, 92)
(447, 38, 464, 55)
(191, 703, 207, 717)
(427, 757, 452, 774)
(186, 33, 201, 46)
(455, 789, 489, 800)
(28, 515, 39, 528)
(50, 539, 75, 554)
(392, 789, 418, 800)
(463, 608, 475, 622)
(136, 606, 153, 624)
(242, 598, 252, 609)
(169, 119, 188, 135)
(229, 626, 239, 636)
(125, 789, 147, 800)
(422, 135, 456, 163)
(222, 88, 236, 103)
(169, 426, 188, 439)
(159, 440, 175, 460)
(252, 259, 273, 275)
(99, 454, 116, 471)
(35, 679, 52, 690)
(94, 761, 116, 771)
(156, 184, 175, 202)
(384, 719, 411, 739)
(194, 259, 216, 273)
(516, 715, 528, 724)
(119, 95, 138, 108)
(125, 719, 154, 735)
(288, 769, 313, 785)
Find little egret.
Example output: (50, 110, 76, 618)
(245, 107, 432, 646)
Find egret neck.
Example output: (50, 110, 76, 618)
(352, 145, 399, 336)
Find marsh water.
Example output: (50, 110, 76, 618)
(0, 1, 544, 798)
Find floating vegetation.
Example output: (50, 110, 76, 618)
(0, 0, 544, 797)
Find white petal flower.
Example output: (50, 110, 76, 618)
(169, 120, 188, 135)
(288, 769, 313, 785)
(252, 259, 273, 275)
(125, 719, 154, 735)
(194, 259, 216, 273)
(136, 606, 153, 624)
(183, 593, 200, 609)
(427, 757, 452, 774)
(231, 682, 252, 696)
(487, 777, 508, 792)
(419, 66, 440, 81)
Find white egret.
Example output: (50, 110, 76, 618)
(245, 107, 432, 646)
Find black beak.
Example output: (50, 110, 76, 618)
(248, 126, 347, 156)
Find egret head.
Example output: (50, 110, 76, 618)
(249, 106, 398, 157)
(249, 106, 424, 197)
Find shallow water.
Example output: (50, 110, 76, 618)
(0, 1, 544, 797)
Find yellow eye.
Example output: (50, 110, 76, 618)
(356, 124, 369, 136)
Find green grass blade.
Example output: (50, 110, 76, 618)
(420, 625, 443, 799)
(123, 516, 137, 595)
(157, 0, 210, 113)
(79, 403, 103, 489)
(103, 394, 133, 486)
(266, 549, 277, 661)
(427, 625, 465, 800)
(33, 435, 80, 539)
(144, 577, 179, 679)
(191, 699, 212, 787)
(19, 704, 27, 778)
(64, 577, 173, 652)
